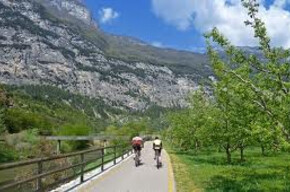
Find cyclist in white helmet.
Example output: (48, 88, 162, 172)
(153, 136, 162, 160)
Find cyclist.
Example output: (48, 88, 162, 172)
(131, 135, 143, 158)
(153, 136, 162, 160)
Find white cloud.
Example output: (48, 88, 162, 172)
(152, 0, 195, 31)
(190, 47, 207, 54)
(151, 0, 290, 48)
(273, 0, 290, 8)
(99, 7, 119, 24)
(152, 41, 164, 47)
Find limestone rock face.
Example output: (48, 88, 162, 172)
(0, 0, 201, 110)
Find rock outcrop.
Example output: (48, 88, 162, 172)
(0, 0, 206, 110)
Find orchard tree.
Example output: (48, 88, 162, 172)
(187, 87, 212, 151)
(167, 109, 196, 150)
(205, 0, 290, 152)
(167, 87, 211, 151)
(207, 74, 254, 163)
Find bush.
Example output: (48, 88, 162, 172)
(58, 123, 91, 136)
(5, 108, 53, 133)
(58, 123, 91, 151)
(0, 144, 17, 162)
(3, 129, 42, 160)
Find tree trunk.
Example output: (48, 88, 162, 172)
(195, 139, 199, 151)
(240, 146, 244, 162)
(225, 143, 231, 164)
(261, 144, 265, 156)
(179, 139, 183, 149)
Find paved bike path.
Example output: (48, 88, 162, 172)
(76, 142, 175, 192)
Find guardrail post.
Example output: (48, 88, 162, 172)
(122, 147, 126, 160)
(101, 148, 104, 171)
(80, 153, 84, 183)
(57, 140, 61, 155)
(37, 160, 43, 191)
(114, 146, 117, 165)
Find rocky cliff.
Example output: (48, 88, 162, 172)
(0, 0, 210, 110)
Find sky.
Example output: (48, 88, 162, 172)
(84, 0, 290, 53)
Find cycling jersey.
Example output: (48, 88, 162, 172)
(132, 136, 143, 147)
(153, 139, 162, 150)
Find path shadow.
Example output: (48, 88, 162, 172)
(62, 157, 133, 191)
(154, 164, 163, 169)
(191, 156, 254, 166)
(137, 162, 145, 167)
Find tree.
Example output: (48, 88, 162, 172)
(0, 108, 6, 134)
(209, 73, 255, 162)
(167, 109, 195, 150)
(0, 85, 10, 135)
(166, 87, 211, 151)
(205, 0, 290, 153)
(187, 88, 212, 151)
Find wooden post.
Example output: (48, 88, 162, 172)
(37, 161, 43, 191)
(114, 146, 117, 165)
(57, 140, 61, 154)
(101, 148, 104, 172)
(80, 153, 84, 183)
(103, 140, 107, 154)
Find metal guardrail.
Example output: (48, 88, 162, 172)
(0, 145, 133, 192)
(45, 136, 130, 141)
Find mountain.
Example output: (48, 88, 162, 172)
(0, 0, 211, 112)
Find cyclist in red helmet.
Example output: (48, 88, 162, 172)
(131, 135, 143, 158)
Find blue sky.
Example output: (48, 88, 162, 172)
(84, 0, 290, 52)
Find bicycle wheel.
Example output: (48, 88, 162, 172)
(156, 151, 160, 169)
(135, 154, 139, 167)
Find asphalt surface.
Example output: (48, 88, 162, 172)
(77, 142, 175, 192)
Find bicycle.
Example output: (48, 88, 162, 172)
(155, 149, 162, 169)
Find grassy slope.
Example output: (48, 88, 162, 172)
(167, 147, 290, 192)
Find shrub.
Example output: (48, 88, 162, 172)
(5, 108, 53, 133)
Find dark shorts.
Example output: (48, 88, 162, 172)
(133, 144, 141, 151)
(154, 148, 162, 155)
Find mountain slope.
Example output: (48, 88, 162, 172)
(0, 0, 210, 110)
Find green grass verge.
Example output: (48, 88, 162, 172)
(166, 146, 290, 192)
